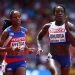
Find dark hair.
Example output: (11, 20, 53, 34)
(53, 5, 66, 15)
(2, 10, 21, 31)
(9, 10, 14, 18)
(9, 10, 21, 18)
(2, 19, 11, 31)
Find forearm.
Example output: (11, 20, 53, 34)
(37, 40, 42, 51)
(65, 21, 75, 46)
(0, 47, 11, 52)
(0, 47, 7, 52)
(67, 28, 75, 46)
(37, 34, 43, 51)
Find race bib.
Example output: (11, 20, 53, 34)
(11, 41, 25, 50)
(48, 21, 66, 43)
(11, 37, 26, 50)
(50, 32, 66, 43)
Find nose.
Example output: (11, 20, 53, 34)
(16, 17, 20, 20)
(58, 11, 62, 15)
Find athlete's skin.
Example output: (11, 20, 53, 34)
(37, 6, 75, 75)
(0, 10, 35, 75)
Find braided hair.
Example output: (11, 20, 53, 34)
(2, 19, 11, 31)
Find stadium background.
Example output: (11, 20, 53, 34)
(0, 0, 75, 75)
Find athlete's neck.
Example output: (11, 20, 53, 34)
(55, 21, 64, 26)
(12, 26, 20, 32)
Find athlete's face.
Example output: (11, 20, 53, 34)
(10, 11, 21, 26)
(54, 6, 65, 21)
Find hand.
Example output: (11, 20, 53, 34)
(7, 47, 20, 55)
(6, 47, 13, 54)
(27, 48, 36, 54)
(36, 50, 43, 56)
(13, 47, 21, 55)
(14, 47, 20, 51)
(25, 48, 36, 54)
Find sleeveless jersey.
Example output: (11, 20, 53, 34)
(48, 21, 68, 44)
(4, 26, 27, 63)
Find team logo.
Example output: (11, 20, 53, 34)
(9, 32, 14, 36)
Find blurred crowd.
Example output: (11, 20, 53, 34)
(0, 0, 75, 72)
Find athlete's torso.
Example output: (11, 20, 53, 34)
(4, 26, 27, 63)
(48, 21, 70, 55)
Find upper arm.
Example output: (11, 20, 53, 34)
(0, 31, 8, 47)
(68, 22, 75, 38)
(68, 22, 75, 31)
(37, 24, 50, 40)
(67, 22, 75, 46)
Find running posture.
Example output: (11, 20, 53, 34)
(0, 10, 34, 75)
(37, 5, 75, 75)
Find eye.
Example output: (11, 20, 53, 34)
(18, 15, 21, 18)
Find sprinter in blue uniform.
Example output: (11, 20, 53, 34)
(0, 10, 35, 75)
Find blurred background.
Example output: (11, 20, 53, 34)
(0, 0, 75, 75)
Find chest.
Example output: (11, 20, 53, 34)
(4, 31, 26, 50)
(48, 24, 67, 44)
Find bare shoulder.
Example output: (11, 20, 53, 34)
(38, 22, 53, 36)
(68, 22, 75, 28)
(1, 28, 8, 39)
(68, 22, 75, 31)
